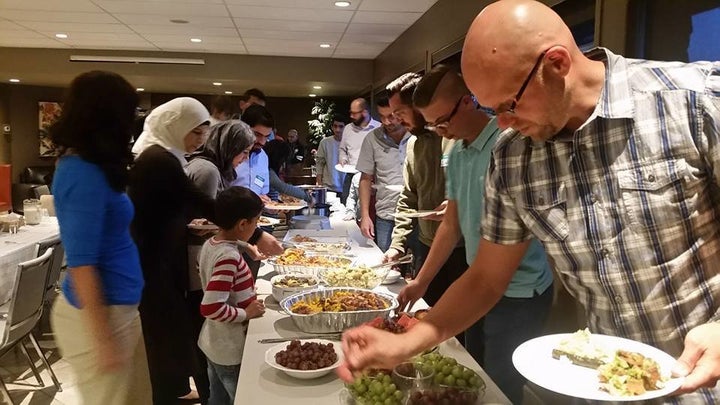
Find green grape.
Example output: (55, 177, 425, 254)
(456, 378, 467, 387)
(383, 398, 394, 405)
(393, 390, 403, 400)
(441, 364, 452, 375)
(470, 376, 482, 388)
(382, 374, 392, 384)
(451, 366, 463, 378)
(384, 383, 397, 395)
(434, 373, 445, 385)
(370, 380, 384, 395)
(444, 374, 456, 386)
(446, 357, 457, 366)
(462, 368, 475, 380)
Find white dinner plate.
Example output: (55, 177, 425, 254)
(258, 216, 281, 226)
(264, 201, 308, 211)
(187, 222, 218, 231)
(391, 210, 445, 219)
(334, 164, 358, 174)
(512, 333, 684, 402)
(381, 269, 402, 285)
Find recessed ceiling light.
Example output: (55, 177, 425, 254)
(309, 94, 317, 97)
(334, 1, 351, 7)
(319, 43, 332, 48)
(136, 88, 145, 92)
(313, 85, 322, 89)
(170, 19, 189, 24)
(224, 91, 233, 95)
(9, 79, 20, 83)
(213, 82, 222, 86)
(55, 33, 68, 39)
(190, 38, 202, 43)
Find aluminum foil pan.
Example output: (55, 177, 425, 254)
(279, 287, 398, 333)
(267, 254, 354, 276)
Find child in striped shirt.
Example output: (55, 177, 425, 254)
(198, 186, 266, 405)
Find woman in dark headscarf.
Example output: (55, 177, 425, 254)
(186, 120, 255, 198)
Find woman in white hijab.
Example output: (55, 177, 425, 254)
(128, 97, 214, 404)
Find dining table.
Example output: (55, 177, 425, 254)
(234, 215, 511, 404)
(0, 216, 59, 304)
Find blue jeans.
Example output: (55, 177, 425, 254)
(374, 217, 395, 252)
(207, 360, 240, 405)
(465, 284, 554, 405)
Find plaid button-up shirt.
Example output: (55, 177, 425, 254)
(483, 48, 720, 403)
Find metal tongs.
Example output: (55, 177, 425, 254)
(258, 333, 342, 344)
(369, 254, 413, 270)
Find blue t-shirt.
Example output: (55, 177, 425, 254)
(53, 155, 144, 307)
(446, 118, 553, 298)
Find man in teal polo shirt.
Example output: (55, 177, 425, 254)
(398, 64, 553, 404)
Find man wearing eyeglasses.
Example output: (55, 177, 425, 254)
(338, 98, 380, 204)
(339, 0, 720, 402)
(398, 64, 553, 404)
(384, 73, 468, 314)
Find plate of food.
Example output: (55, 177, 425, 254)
(187, 219, 218, 231)
(264, 196, 308, 211)
(512, 329, 684, 401)
(335, 164, 358, 174)
(265, 339, 342, 379)
(258, 216, 281, 226)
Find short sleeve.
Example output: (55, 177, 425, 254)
(54, 160, 110, 267)
(355, 132, 375, 175)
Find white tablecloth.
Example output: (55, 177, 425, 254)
(234, 215, 511, 404)
(0, 217, 59, 303)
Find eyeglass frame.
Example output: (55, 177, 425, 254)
(424, 95, 465, 132)
(480, 50, 548, 116)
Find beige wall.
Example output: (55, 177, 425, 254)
(0, 83, 353, 181)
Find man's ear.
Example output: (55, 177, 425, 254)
(546, 46, 572, 78)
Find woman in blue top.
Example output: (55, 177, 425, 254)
(49, 71, 151, 404)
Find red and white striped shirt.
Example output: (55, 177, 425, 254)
(197, 237, 256, 365)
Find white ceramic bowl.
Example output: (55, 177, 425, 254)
(381, 269, 402, 285)
(264, 339, 342, 379)
(270, 274, 319, 302)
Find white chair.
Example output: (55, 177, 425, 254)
(0, 248, 62, 404)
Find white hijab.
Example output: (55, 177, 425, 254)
(132, 97, 210, 162)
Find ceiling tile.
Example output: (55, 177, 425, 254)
(54, 32, 148, 41)
(228, 5, 352, 23)
(0, 20, 25, 30)
(0, 38, 70, 47)
(238, 29, 341, 42)
(223, 0, 358, 9)
(114, 14, 234, 26)
(334, 41, 388, 54)
(73, 43, 160, 51)
(351, 11, 423, 25)
(22, 22, 132, 33)
(130, 25, 238, 36)
(0, 29, 48, 39)
(345, 23, 408, 35)
(0, 10, 117, 23)
(358, 0, 438, 13)
(144, 34, 242, 44)
(341, 33, 395, 43)
(0, 0, 103, 12)
(94, 1, 229, 17)
(233, 18, 347, 32)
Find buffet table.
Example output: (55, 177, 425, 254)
(235, 216, 511, 404)
(0, 216, 59, 303)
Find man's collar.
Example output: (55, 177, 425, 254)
(586, 47, 635, 120)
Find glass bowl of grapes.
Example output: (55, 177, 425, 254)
(408, 352, 486, 404)
(342, 369, 406, 405)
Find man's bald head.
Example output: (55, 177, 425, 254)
(462, 0, 580, 107)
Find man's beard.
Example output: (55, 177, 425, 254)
(352, 115, 365, 126)
(409, 110, 427, 135)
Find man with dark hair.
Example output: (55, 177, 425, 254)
(338, 98, 380, 203)
(403, 64, 553, 403)
(384, 72, 468, 315)
(209, 95, 234, 126)
(285, 129, 306, 169)
(355, 94, 411, 252)
(238, 88, 266, 114)
(316, 115, 346, 197)
(229, 104, 274, 197)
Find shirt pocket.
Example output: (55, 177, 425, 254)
(515, 182, 569, 242)
(617, 158, 697, 230)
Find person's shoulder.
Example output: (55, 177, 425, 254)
(492, 128, 526, 156)
(56, 155, 106, 185)
(625, 57, 717, 94)
(186, 158, 220, 178)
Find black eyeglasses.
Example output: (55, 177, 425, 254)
(482, 51, 547, 116)
(424, 96, 464, 132)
